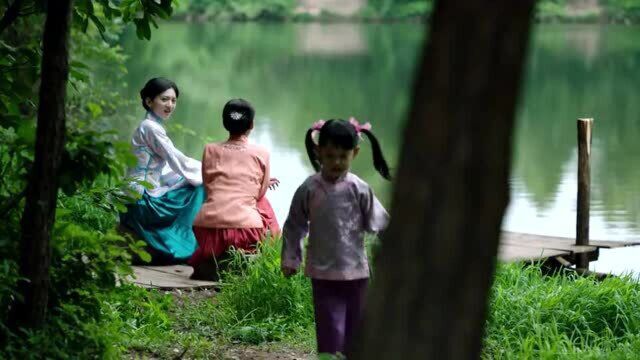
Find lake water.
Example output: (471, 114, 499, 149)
(117, 23, 640, 275)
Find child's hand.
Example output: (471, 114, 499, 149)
(281, 265, 297, 277)
(269, 178, 280, 190)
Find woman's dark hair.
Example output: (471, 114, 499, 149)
(222, 98, 255, 135)
(305, 119, 391, 180)
(140, 77, 180, 111)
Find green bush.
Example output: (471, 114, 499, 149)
(602, 0, 640, 22)
(362, 0, 432, 19)
(537, 0, 569, 22)
(0, 12, 146, 358)
(175, 0, 297, 20)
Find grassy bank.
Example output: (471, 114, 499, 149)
(171, 0, 640, 24)
(6, 235, 640, 358)
(113, 240, 640, 358)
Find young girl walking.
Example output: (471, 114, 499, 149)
(281, 118, 391, 356)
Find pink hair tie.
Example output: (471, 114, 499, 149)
(310, 120, 325, 145)
(311, 119, 325, 131)
(348, 117, 372, 133)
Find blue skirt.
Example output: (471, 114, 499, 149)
(120, 185, 205, 262)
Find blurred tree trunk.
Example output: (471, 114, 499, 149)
(9, 0, 74, 330)
(351, 1, 536, 359)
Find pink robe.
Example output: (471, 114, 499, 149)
(189, 137, 279, 265)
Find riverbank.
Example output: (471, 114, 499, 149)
(108, 240, 640, 359)
(171, 0, 640, 24)
(4, 233, 640, 358)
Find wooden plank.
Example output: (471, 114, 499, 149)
(585, 239, 640, 248)
(501, 232, 640, 249)
(501, 238, 596, 254)
(139, 265, 193, 276)
(498, 244, 568, 262)
(131, 266, 218, 289)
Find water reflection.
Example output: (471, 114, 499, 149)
(116, 23, 640, 273)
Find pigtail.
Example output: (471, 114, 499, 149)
(305, 128, 321, 172)
(360, 129, 392, 180)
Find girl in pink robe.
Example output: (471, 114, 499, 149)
(188, 99, 279, 280)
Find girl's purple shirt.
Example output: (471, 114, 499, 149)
(281, 172, 389, 280)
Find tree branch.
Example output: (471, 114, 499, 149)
(0, 0, 24, 36)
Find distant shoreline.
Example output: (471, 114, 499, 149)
(170, 13, 640, 26)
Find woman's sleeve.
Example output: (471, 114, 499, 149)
(360, 185, 390, 233)
(143, 121, 202, 186)
(281, 183, 309, 270)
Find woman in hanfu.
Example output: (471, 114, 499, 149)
(120, 77, 205, 264)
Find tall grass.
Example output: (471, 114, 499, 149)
(213, 239, 315, 346)
(209, 239, 640, 358)
(484, 264, 640, 359)
(98, 238, 640, 358)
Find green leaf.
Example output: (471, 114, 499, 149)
(4, 98, 20, 115)
(87, 102, 103, 118)
(56, 208, 73, 218)
(137, 180, 154, 190)
(114, 202, 127, 213)
(133, 19, 151, 40)
(70, 60, 89, 69)
(88, 13, 106, 34)
(70, 68, 89, 83)
(154, 6, 171, 19)
(81, 16, 89, 33)
(141, 18, 151, 40)
(135, 250, 152, 263)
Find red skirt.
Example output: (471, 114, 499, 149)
(188, 197, 280, 267)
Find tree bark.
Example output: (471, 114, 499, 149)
(351, 1, 536, 359)
(9, 0, 74, 330)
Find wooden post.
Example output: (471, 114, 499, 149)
(576, 118, 593, 270)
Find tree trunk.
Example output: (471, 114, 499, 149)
(9, 0, 74, 330)
(351, 1, 536, 359)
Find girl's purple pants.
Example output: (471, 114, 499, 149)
(311, 278, 369, 355)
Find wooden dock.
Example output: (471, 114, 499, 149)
(499, 231, 639, 262)
(131, 265, 219, 289)
(130, 232, 640, 289)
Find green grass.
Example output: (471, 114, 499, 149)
(101, 238, 316, 358)
(3, 235, 616, 358)
(212, 239, 315, 348)
(102, 285, 219, 358)
(100, 238, 640, 359)
(484, 264, 640, 359)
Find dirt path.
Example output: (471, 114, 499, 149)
(223, 346, 313, 360)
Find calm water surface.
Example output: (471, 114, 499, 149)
(116, 23, 640, 275)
